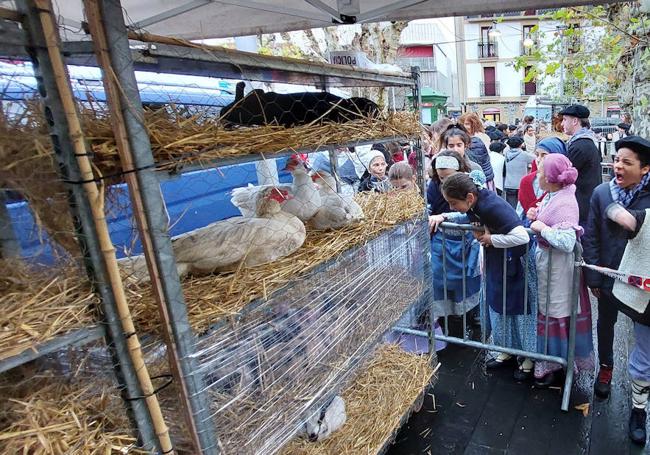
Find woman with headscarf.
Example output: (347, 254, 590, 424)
(527, 154, 594, 388)
(518, 137, 567, 218)
(358, 149, 390, 192)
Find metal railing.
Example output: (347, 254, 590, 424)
(520, 40, 537, 56)
(479, 81, 500, 97)
(396, 222, 583, 411)
(521, 80, 537, 96)
(477, 41, 498, 59)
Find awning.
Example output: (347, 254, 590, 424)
(483, 108, 500, 114)
(6, 0, 624, 41)
(607, 105, 621, 111)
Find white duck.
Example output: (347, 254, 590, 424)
(309, 171, 364, 230)
(231, 154, 322, 221)
(119, 187, 306, 283)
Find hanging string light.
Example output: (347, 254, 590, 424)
(488, 21, 502, 38)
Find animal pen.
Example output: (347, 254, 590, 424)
(0, 1, 437, 454)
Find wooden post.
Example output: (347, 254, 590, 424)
(82, 0, 207, 452)
(22, 0, 174, 452)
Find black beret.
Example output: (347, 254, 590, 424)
(507, 136, 524, 148)
(487, 130, 504, 141)
(508, 124, 517, 131)
(558, 104, 590, 119)
(617, 122, 631, 131)
(490, 141, 506, 153)
(615, 135, 650, 156)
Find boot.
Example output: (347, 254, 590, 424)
(629, 408, 647, 446)
(486, 352, 517, 370)
(514, 358, 534, 383)
(594, 364, 613, 399)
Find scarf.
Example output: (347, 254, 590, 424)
(536, 184, 583, 247)
(609, 172, 650, 207)
(566, 127, 598, 148)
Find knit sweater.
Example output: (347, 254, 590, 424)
(535, 184, 583, 247)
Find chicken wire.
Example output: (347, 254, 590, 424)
(4, 5, 428, 452)
(169, 218, 430, 455)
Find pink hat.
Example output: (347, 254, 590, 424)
(543, 153, 578, 185)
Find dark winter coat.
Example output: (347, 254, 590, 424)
(426, 179, 450, 215)
(565, 138, 601, 226)
(467, 189, 528, 314)
(467, 137, 495, 183)
(583, 181, 650, 290)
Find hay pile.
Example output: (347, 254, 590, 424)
(2, 101, 419, 180)
(0, 373, 142, 454)
(129, 189, 425, 334)
(0, 260, 98, 362)
(91, 109, 421, 175)
(281, 344, 434, 455)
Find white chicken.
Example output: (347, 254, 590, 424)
(231, 155, 322, 221)
(309, 171, 364, 230)
(119, 187, 306, 283)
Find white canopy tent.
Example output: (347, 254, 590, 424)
(4, 0, 619, 40)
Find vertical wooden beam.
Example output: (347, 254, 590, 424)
(19, 0, 172, 452)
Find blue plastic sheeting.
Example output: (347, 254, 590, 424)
(7, 160, 293, 263)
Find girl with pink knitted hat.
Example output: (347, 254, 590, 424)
(527, 153, 594, 388)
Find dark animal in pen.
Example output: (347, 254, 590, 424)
(220, 82, 379, 127)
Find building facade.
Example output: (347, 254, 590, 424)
(457, 11, 563, 124)
(398, 19, 461, 120)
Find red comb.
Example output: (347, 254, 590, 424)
(290, 153, 309, 164)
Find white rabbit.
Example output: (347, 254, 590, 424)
(301, 395, 347, 441)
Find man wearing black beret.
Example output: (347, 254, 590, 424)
(559, 104, 601, 226)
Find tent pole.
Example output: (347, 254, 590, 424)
(84, 0, 220, 453)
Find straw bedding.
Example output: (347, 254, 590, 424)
(0, 259, 98, 362)
(281, 344, 434, 455)
(1, 101, 419, 182)
(0, 369, 143, 454)
(0, 189, 422, 365)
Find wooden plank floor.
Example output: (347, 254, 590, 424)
(385, 308, 650, 454)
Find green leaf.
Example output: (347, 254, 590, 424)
(545, 62, 561, 75)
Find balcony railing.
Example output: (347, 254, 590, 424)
(520, 40, 537, 56)
(480, 81, 500, 97)
(521, 81, 537, 96)
(397, 57, 437, 71)
(477, 42, 498, 59)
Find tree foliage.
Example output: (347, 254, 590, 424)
(513, 4, 650, 134)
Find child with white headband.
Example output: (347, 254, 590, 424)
(426, 150, 482, 338)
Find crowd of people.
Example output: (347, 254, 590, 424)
(308, 106, 649, 445)
(418, 106, 650, 446)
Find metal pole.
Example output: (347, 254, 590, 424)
(411, 66, 426, 197)
(561, 243, 582, 412)
(18, 1, 159, 451)
(557, 25, 566, 98)
(327, 146, 341, 193)
(93, 0, 219, 452)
